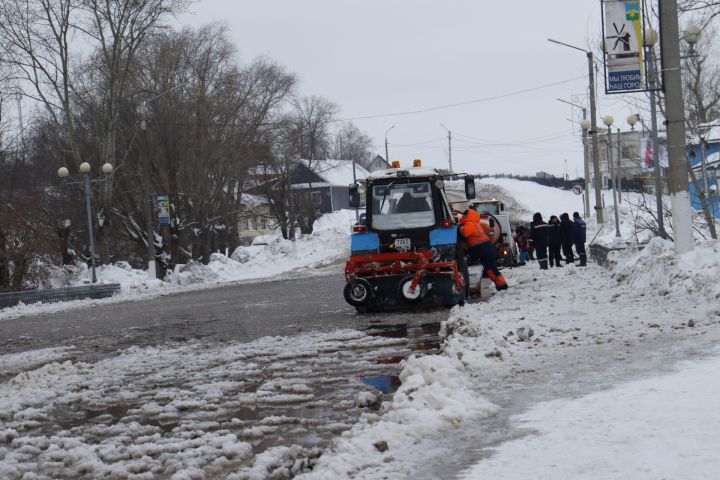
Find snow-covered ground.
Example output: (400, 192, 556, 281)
(459, 350, 720, 480)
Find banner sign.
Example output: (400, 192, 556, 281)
(156, 194, 171, 225)
(641, 137, 668, 169)
(603, 0, 644, 93)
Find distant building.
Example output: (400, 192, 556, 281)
(236, 194, 274, 244)
(536, 171, 558, 179)
(687, 121, 720, 219)
(583, 129, 654, 192)
(290, 159, 370, 213)
(366, 155, 391, 172)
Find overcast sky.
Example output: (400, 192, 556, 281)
(178, 0, 641, 177)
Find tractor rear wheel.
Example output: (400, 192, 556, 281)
(344, 279, 373, 308)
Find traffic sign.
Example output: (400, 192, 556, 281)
(572, 184, 584, 195)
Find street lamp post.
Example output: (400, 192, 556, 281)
(581, 118, 592, 219)
(644, 28, 668, 239)
(58, 162, 114, 283)
(136, 85, 183, 278)
(603, 116, 622, 240)
(548, 38, 604, 224)
(439, 123, 453, 172)
(620, 114, 639, 203)
(384, 126, 395, 165)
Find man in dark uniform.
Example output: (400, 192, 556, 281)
(573, 211, 587, 266)
(529, 212, 551, 270)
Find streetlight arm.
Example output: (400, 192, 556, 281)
(547, 38, 589, 54)
(557, 98, 584, 110)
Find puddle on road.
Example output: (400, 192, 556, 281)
(360, 322, 442, 395)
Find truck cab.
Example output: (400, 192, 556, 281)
(344, 160, 475, 311)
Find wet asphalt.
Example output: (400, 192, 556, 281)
(0, 269, 449, 360)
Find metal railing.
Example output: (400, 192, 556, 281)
(0, 283, 121, 310)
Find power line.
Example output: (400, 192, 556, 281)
(336, 75, 588, 122)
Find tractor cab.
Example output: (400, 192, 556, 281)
(344, 160, 476, 311)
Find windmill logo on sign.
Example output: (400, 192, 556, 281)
(608, 23, 632, 52)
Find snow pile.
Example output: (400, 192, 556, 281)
(41, 261, 167, 293)
(479, 178, 583, 223)
(167, 210, 354, 286)
(611, 237, 720, 299)
(459, 350, 720, 480)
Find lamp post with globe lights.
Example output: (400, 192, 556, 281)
(58, 162, 114, 283)
(603, 115, 622, 240)
(683, 24, 702, 57)
(643, 27, 668, 239)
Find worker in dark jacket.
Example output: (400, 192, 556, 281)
(547, 215, 563, 267)
(529, 212, 551, 270)
(559, 212, 575, 264)
(573, 211, 587, 266)
(459, 209, 508, 292)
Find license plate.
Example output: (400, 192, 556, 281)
(395, 238, 411, 250)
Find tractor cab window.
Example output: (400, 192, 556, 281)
(371, 182, 435, 230)
(473, 203, 500, 215)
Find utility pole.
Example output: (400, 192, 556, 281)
(588, 52, 604, 224)
(616, 127, 622, 202)
(440, 123, 452, 172)
(384, 125, 394, 165)
(660, 0, 694, 253)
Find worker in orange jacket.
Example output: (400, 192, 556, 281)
(459, 209, 509, 293)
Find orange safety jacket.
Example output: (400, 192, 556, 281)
(459, 209, 491, 247)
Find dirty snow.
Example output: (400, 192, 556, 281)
(0, 330, 411, 479)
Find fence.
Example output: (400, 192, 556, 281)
(0, 284, 121, 310)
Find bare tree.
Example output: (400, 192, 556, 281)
(293, 95, 338, 161)
(0, 0, 83, 167)
(332, 121, 373, 166)
(680, 0, 720, 27)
